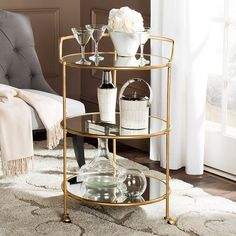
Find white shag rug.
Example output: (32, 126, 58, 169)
(0, 139, 236, 236)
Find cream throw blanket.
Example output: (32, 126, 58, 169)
(0, 84, 63, 176)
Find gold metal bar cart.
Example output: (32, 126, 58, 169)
(59, 34, 175, 225)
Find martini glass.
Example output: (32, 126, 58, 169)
(85, 24, 107, 62)
(71, 27, 93, 65)
(137, 27, 151, 66)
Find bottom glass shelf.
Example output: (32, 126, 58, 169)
(63, 174, 166, 206)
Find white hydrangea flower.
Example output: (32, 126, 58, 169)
(108, 6, 144, 33)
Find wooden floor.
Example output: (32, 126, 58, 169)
(113, 141, 236, 202)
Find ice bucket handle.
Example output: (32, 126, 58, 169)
(119, 78, 152, 107)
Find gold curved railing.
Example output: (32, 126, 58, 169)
(59, 33, 175, 64)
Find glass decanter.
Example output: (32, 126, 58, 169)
(83, 182, 127, 203)
(79, 138, 127, 189)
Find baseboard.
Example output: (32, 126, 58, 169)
(204, 165, 236, 181)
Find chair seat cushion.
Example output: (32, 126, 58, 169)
(23, 89, 85, 130)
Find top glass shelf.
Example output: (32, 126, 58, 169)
(60, 52, 170, 70)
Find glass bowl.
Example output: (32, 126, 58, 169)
(123, 168, 147, 197)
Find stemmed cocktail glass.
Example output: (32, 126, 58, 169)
(71, 27, 94, 65)
(137, 27, 151, 66)
(85, 24, 107, 63)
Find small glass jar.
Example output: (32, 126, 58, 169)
(123, 168, 147, 198)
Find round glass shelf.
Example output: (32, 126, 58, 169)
(64, 174, 166, 206)
(61, 52, 170, 70)
(65, 112, 168, 139)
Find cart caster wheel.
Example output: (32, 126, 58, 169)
(164, 217, 176, 225)
(62, 214, 72, 223)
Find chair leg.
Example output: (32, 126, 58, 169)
(72, 135, 85, 167)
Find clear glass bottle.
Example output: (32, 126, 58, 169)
(79, 138, 127, 190)
(83, 182, 127, 203)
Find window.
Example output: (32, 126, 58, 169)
(206, 0, 236, 136)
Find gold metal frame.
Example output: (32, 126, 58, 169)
(60, 52, 170, 71)
(59, 33, 175, 224)
(64, 112, 170, 140)
(59, 34, 173, 71)
(62, 173, 167, 207)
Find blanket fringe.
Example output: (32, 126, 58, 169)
(1, 122, 62, 176)
(47, 121, 63, 149)
(2, 156, 33, 176)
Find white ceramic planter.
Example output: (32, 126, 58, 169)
(109, 31, 139, 57)
(114, 56, 139, 67)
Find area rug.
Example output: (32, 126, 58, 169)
(0, 139, 236, 236)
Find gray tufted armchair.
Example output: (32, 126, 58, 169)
(0, 10, 85, 167)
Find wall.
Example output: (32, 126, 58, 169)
(80, 1, 150, 151)
(80, 0, 150, 112)
(1, 0, 151, 151)
(0, 0, 82, 99)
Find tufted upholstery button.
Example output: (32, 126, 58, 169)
(13, 47, 19, 53)
(0, 10, 54, 94)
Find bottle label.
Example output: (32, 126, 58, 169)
(97, 88, 117, 123)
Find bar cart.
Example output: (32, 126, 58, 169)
(59, 34, 175, 224)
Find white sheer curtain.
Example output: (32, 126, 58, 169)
(150, 0, 209, 174)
